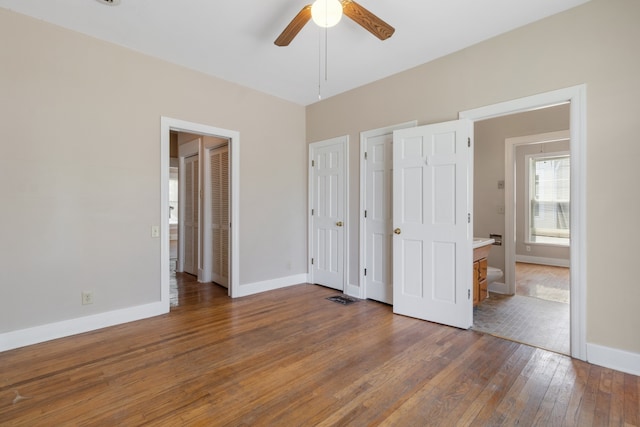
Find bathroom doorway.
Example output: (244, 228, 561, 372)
(468, 104, 572, 355)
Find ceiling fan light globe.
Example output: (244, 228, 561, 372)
(311, 0, 343, 28)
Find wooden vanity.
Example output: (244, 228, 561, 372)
(472, 238, 494, 307)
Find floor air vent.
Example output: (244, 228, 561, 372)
(326, 295, 358, 305)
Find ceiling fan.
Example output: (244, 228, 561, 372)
(275, 0, 395, 46)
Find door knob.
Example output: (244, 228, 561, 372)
(336, 221, 343, 227)
(394, 228, 401, 235)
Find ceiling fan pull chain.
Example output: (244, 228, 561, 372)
(325, 26, 329, 82)
(318, 28, 322, 100)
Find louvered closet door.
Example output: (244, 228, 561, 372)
(210, 145, 229, 287)
(184, 155, 199, 276)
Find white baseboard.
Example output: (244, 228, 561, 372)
(587, 343, 640, 376)
(515, 255, 570, 268)
(235, 273, 308, 298)
(0, 301, 168, 353)
(488, 281, 511, 295)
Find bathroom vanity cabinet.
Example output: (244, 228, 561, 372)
(473, 245, 490, 307)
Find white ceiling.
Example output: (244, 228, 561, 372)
(1, 0, 590, 106)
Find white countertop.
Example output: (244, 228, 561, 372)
(473, 237, 495, 249)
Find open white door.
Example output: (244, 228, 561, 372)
(183, 154, 200, 277)
(392, 120, 472, 329)
(310, 137, 347, 291)
(359, 121, 416, 303)
(364, 132, 393, 303)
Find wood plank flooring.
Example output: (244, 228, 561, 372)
(516, 262, 570, 303)
(1, 274, 638, 426)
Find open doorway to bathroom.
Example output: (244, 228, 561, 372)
(470, 103, 571, 355)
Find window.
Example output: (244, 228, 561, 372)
(525, 152, 570, 245)
(169, 167, 179, 224)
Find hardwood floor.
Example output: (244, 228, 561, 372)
(1, 275, 638, 426)
(516, 262, 570, 303)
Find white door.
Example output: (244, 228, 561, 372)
(364, 133, 393, 303)
(209, 145, 229, 287)
(392, 120, 472, 329)
(183, 154, 199, 276)
(360, 122, 416, 303)
(310, 137, 347, 290)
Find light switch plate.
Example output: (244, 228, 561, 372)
(151, 225, 160, 238)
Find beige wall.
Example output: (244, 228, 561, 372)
(306, 0, 640, 354)
(0, 8, 307, 333)
(475, 104, 570, 273)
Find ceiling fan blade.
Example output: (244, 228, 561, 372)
(342, 0, 395, 41)
(275, 5, 313, 46)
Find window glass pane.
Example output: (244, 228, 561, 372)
(169, 168, 179, 224)
(529, 155, 570, 245)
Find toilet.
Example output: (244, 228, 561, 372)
(486, 266, 503, 286)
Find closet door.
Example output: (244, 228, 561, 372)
(210, 145, 229, 287)
(183, 155, 199, 276)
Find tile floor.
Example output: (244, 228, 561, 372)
(472, 262, 570, 355)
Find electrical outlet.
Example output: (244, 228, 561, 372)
(82, 291, 94, 305)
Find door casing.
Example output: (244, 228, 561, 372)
(459, 85, 587, 361)
(160, 117, 240, 303)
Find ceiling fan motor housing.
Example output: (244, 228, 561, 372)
(95, 0, 121, 6)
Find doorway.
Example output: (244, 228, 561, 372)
(473, 125, 571, 354)
(174, 134, 230, 285)
(460, 84, 587, 360)
(160, 117, 240, 308)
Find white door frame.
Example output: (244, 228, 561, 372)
(358, 121, 417, 300)
(160, 117, 240, 304)
(459, 84, 587, 361)
(308, 136, 349, 292)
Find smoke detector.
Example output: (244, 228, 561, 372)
(95, 0, 121, 5)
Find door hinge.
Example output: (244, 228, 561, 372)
(364, 268, 367, 276)
(311, 159, 315, 167)
(468, 289, 471, 299)
(311, 208, 314, 216)
(468, 213, 471, 223)
(364, 210, 367, 218)
(311, 258, 314, 265)
(364, 152, 368, 160)
(468, 137, 471, 148)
